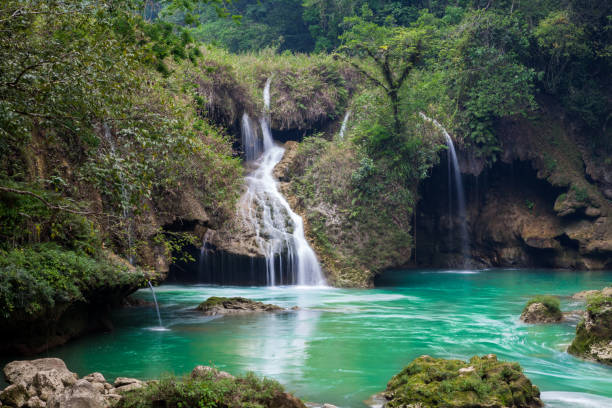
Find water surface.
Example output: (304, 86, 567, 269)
(10, 269, 612, 407)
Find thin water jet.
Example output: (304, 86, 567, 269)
(338, 110, 351, 139)
(147, 280, 163, 327)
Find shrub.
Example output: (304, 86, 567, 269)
(0, 244, 144, 320)
(526, 295, 561, 313)
(118, 372, 292, 408)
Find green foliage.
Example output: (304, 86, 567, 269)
(117, 371, 288, 408)
(0, 181, 100, 253)
(0, 244, 144, 320)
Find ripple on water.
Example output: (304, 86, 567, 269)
(541, 392, 612, 408)
(10, 269, 612, 408)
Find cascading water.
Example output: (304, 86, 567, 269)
(102, 123, 164, 326)
(338, 110, 351, 139)
(419, 113, 470, 264)
(239, 78, 326, 286)
(241, 113, 262, 161)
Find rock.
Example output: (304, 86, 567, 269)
(196, 297, 283, 316)
(4, 359, 77, 389)
(115, 383, 144, 394)
(382, 355, 542, 408)
(113, 377, 141, 388)
(83, 373, 105, 384)
(89, 382, 106, 394)
(47, 380, 105, 408)
(26, 396, 46, 408)
(585, 207, 601, 217)
(568, 291, 612, 365)
(269, 392, 307, 408)
(572, 289, 601, 300)
(457, 366, 475, 375)
(322, 404, 338, 408)
(33, 370, 65, 401)
(191, 365, 234, 380)
(520, 296, 563, 323)
(0, 384, 28, 408)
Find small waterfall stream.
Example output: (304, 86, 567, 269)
(419, 113, 470, 264)
(338, 110, 351, 139)
(239, 78, 326, 286)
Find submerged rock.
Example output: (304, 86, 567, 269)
(520, 296, 563, 323)
(196, 296, 283, 315)
(380, 354, 543, 408)
(568, 291, 612, 365)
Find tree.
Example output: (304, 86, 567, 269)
(338, 15, 425, 134)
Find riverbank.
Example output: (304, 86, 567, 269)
(4, 269, 611, 407)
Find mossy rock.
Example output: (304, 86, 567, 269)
(383, 355, 543, 408)
(196, 297, 283, 316)
(520, 295, 562, 323)
(568, 292, 612, 365)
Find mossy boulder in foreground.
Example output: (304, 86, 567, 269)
(382, 355, 543, 408)
(196, 297, 283, 315)
(520, 295, 563, 323)
(568, 292, 612, 365)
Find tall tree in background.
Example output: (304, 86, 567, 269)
(339, 13, 425, 134)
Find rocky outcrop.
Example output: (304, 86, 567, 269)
(380, 354, 543, 408)
(0, 358, 140, 408)
(568, 291, 612, 365)
(196, 297, 284, 315)
(520, 296, 563, 323)
(0, 277, 141, 356)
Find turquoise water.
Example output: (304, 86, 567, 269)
(10, 269, 612, 407)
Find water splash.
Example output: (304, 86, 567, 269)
(339, 110, 351, 139)
(419, 112, 470, 264)
(239, 78, 326, 286)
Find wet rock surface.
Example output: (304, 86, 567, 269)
(196, 296, 284, 315)
(568, 290, 612, 366)
(520, 302, 563, 323)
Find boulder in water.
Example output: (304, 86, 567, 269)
(196, 297, 283, 315)
(380, 354, 543, 408)
(568, 291, 612, 365)
(520, 296, 563, 323)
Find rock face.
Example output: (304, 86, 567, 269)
(568, 292, 612, 365)
(196, 297, 283, 315)
(381, 355, 543, 408)
(520, 297, 563, 323)
(0, 358, 142, 408)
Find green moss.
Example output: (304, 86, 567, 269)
(525, 295, 561, 313)
(384, 355, 542, 408)
(117, 371, 300, 408)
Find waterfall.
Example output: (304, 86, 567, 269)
(338, 110, 351, 139)
(419, 112, 470, 264)
(239, 78, 326, 286)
